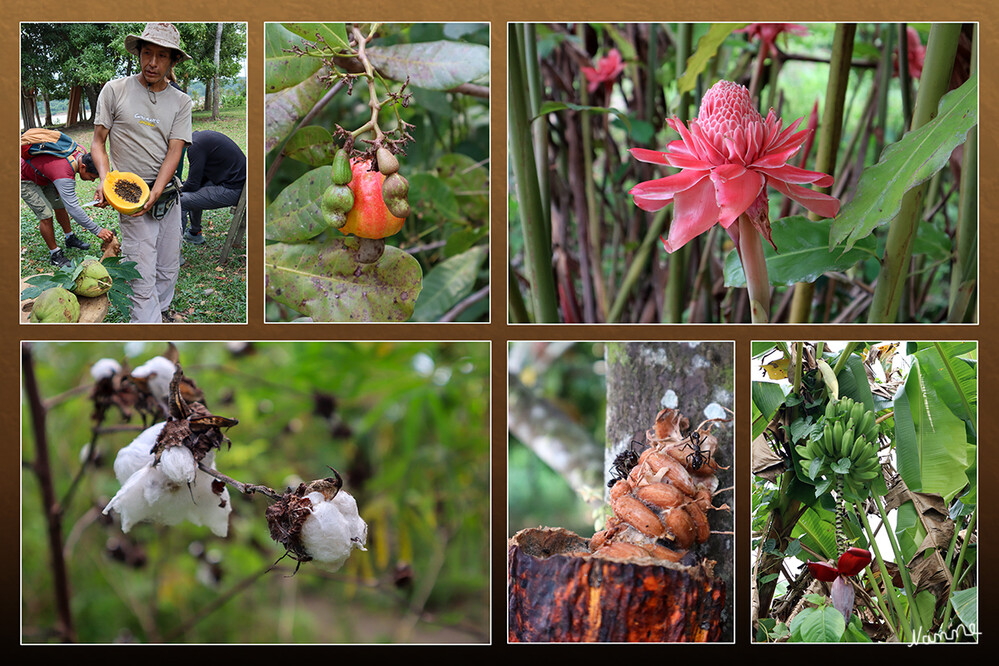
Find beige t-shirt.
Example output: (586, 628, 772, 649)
(94, 76, 193, 181)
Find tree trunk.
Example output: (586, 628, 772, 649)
(509, 527, 726, 642)
(212, 22, 223, 120)
(506, 342, 735, 642)
(604, 341, 735, 639)
(21, 88, 37, 130)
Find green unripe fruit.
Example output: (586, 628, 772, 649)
(321, 184, 354, 229)
(29, 287, 81, 323)
(332, 149, 353, 186)
(381, 172, 410, 218)
(73, 259, 112, 297)
(376, 147, 399, 175)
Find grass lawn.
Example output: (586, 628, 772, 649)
(20, 104, 248, 324)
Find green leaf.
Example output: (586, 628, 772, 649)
(265, 67, 331, 153)
(950, 587, 978, 631)
(266, 166, 332, 242)
(751, 380, 785, 439)
(677, 24, 748, 94)
(408, 173, 461, 222)
(894, 355, 972, 502)
(265, 23, 323, 93)
(281, 23, 350, 52)
(266, 237, 423, 322)
(284, 125, 338, 167)
(830, 73, 978, 251)
(791, 605, 845, 643)
(724, 216, 876, 287)
(366, 41, 489, 89)
(412, 246, 487, 322)
(535, 101, 632, 132)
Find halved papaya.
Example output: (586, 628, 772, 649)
(103, 171, 150, 215)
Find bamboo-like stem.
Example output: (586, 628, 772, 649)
(662, 25, 693, 323)
(868, 24, 961, 323)
(576, 24, 599, 322)
(508, 25, 559, 322)
(948, 25, 977, 323)
(789, 23, 855, 323)
(522, 24, 550, 229)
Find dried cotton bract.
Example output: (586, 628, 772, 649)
(103, 422, 232, 537)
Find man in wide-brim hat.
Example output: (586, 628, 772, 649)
(90, 23, 193, 323)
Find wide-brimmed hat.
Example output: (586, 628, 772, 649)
(124, 23, 191, 63)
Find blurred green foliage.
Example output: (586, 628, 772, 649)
(21, 341, 489, 643)
(507, 342, 608, 536)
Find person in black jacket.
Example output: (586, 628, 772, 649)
(180, 129, 246, 244)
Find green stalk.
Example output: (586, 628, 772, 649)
(948, 25, 977, 323)
(577, 24, 604, 321)
(868, 24, 961, 323)
(522, 24, 550, 233)
(939, 505, 976, 631)
(789, 23, 855, 323)
(738, 213, 770, 322)
(874, 493, 931, 632)
(862, 565, 900, 640)
(856, 502, 913, 641)
(508, 264, 529, 323)
(508, 25, 559, 322)
(607, 208, 669, 323)
(832, 341, 858, 376)
(663, 26, 694, 323)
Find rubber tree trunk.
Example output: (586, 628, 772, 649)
(605, 341, 735, 639)
(508, 342, 735, 642)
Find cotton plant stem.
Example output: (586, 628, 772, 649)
(508, 25, 559, 322)
(789, 23, 855, 323)
(737, 213, 771, 322)
(868, 24, 961, 323)
(197, 462, 283, 501)
(22, 342, 77, 643)
(948, 26, 978, 323)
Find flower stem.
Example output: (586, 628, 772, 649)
(737, 213, 770, 322)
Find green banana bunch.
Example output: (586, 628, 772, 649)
(800, 396, 881, 491)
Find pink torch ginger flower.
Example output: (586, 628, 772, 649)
(807, 547, 873, 624)
(581, 48, 625, 94)
(629, 80, 841, 253)
(737, 23, 809, 58)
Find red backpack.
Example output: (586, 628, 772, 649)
(21, 129, 85, 172)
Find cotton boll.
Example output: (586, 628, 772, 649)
(299, 490, 367, 570)
(90, 358, 122, 381)
(160, 445, 197, 484)
(131, 356, 176, 402)
(104, 430, 231, 537)
(113, 422, 165, 483)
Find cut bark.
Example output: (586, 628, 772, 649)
(508, 527, 726, 642)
